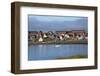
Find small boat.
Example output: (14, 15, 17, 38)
(55, 45, 61, 47)
(39, 45, 43, 47)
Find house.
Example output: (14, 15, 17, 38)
(28, 31, 39, 40)
(56, 31, 66, 35)
(72, 30, 87, 40)
(72, 30, 86, 36)
(38, 37, 43, 42)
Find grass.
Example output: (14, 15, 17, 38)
(55, 55, 87, 59)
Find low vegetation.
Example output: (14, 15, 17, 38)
(55, 55, 87, 59)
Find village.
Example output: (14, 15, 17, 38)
(28, 30, 88, 44)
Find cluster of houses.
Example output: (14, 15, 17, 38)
(28, 30, 88, 43)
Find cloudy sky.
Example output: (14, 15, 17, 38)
(28, 15, 88, 32)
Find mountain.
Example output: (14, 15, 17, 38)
(28, 16, 88, 32)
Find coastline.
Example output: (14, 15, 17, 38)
(29, 40, 87, 45)
(55, 55, 87, 60)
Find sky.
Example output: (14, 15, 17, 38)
(28, 15, 88, 32)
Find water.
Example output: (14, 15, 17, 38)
(28, 44, 88, 60)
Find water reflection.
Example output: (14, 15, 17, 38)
(28, 44, 88, 60)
